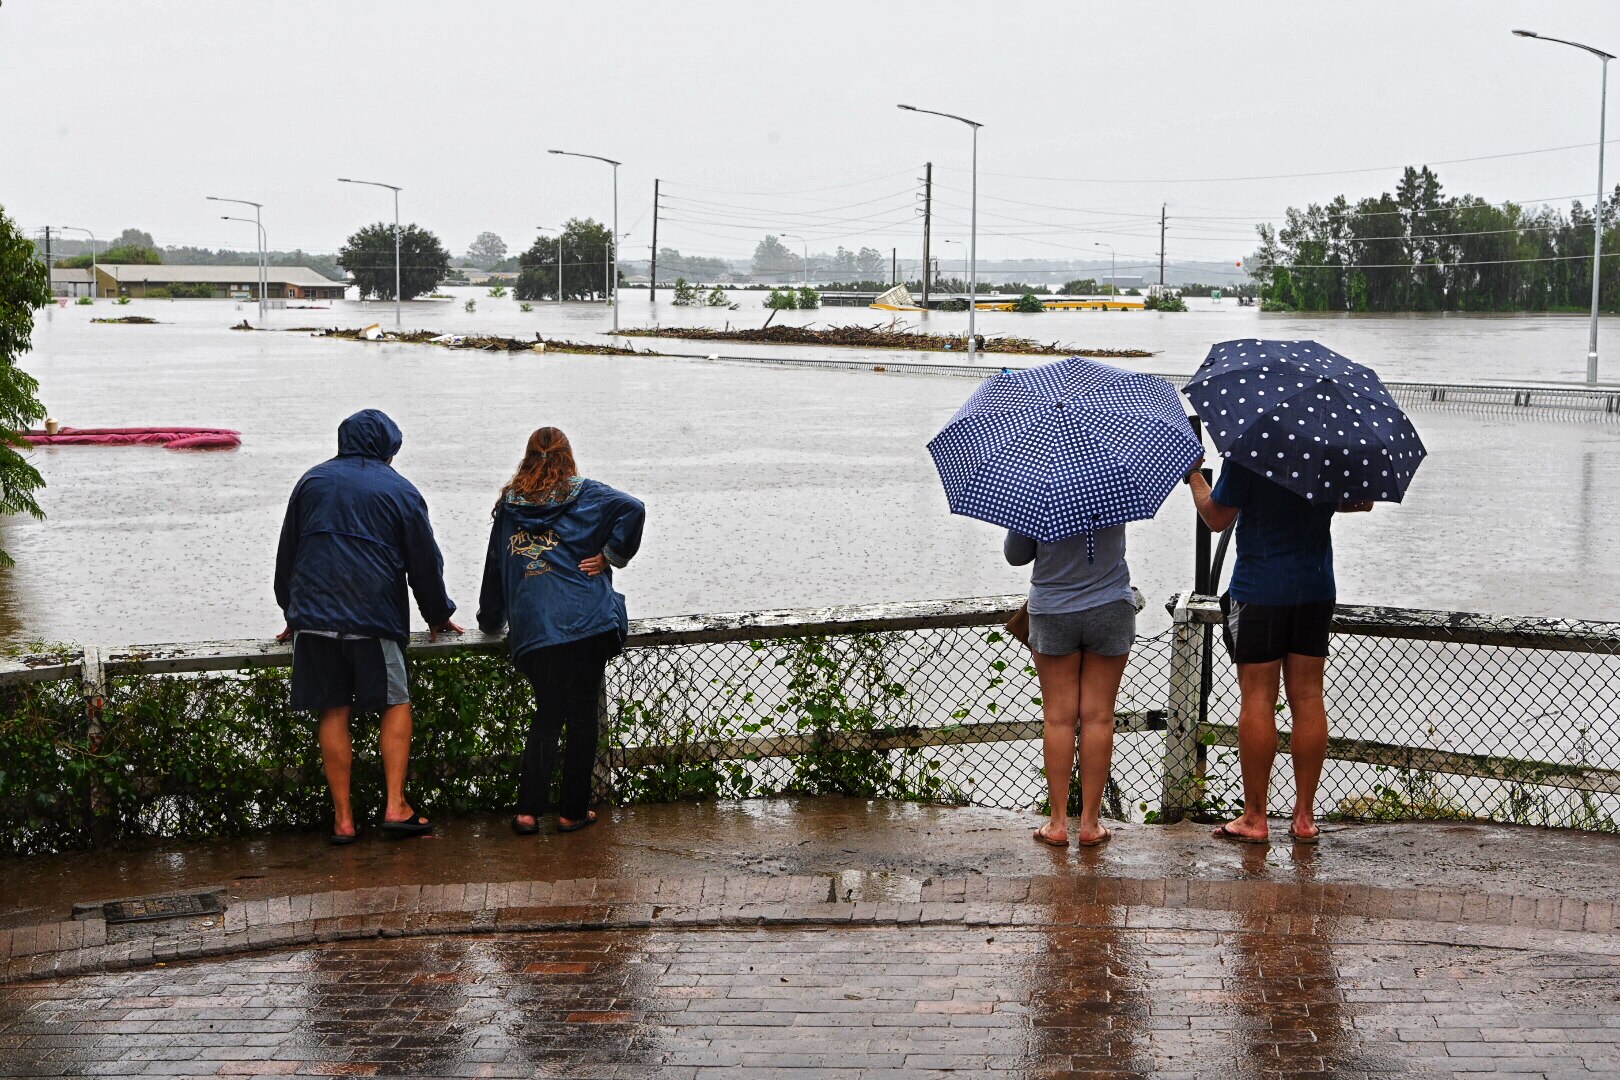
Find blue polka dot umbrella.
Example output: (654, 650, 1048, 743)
(928, 357, 1203, 544)
(1184, 339, 1426, 504)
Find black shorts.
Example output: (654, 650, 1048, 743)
(1220, 595, 1334, 664)
(290, 633, 410, 713)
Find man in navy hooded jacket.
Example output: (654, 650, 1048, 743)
(275, 409, 461, 843)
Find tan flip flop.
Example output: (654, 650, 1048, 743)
(1076, 827, 1112, 848)
(1032, 824, 1069, 848)
(1212, 824, 1269, 845)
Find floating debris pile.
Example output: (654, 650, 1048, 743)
(617, 323, 1154, 357)
(310, 327, 644, 355)
(90, 316, 160, 325)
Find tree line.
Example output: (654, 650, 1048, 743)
(1250, 165, 1620, 313)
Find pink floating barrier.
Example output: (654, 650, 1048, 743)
(22, 426, 242, 451)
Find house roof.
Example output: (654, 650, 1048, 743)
(51, 268, 95, 283)
(94, 264, 346, 287)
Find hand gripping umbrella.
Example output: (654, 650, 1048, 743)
(1184, 339, 1425, 503)
(928, 357, 1202, 545)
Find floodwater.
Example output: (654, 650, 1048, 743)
(4, 288, 1619, 646)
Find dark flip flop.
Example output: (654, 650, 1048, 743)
(556, 811, 598, 833)
(1212, 824, 1269, 846)
(1288, 826, 1321, 846)
(329, 831, 359, 846)
(379, 813, 433, 839)
(511, 816, 540, 836)
(1076, 827, 1112, 849)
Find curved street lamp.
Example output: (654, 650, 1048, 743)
(1514, 29, 1616, 384)
(537, 225, 563, 307)
(221, 216, 268, 305)
(777, 232, 809, 289)
(57, 226, 97, 298)
(338, 178, 402, 328)
(900, 104, 982, 360)
(1094, 242, 1117, 299)
(549, 150, 621, 331)
(206, 196, 264, 321)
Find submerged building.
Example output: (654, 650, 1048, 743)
(87, 264, 348, 300)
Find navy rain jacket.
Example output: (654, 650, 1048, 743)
(477, 479, 645, 659)
(275, 409, 456, 643)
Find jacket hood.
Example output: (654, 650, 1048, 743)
(337, 409, 403, 461)
(502, 479, 585, 527)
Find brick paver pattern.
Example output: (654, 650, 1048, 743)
(1, 920, 1618, 1079)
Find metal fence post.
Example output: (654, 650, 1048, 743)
(79, 647, 108, 842)
(592, 676, 616, 807)
(1160, 593, 1207, 822)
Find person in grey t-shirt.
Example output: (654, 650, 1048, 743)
(1006, 525, 1136, 849)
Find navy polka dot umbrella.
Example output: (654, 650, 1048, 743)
(928, 357, 1203, 544)
(1185, 339, 1426, 504)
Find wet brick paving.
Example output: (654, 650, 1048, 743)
(1, 918, 1617, 1079)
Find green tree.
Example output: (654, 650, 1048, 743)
(705, 286, 730, 307)
(0, 205, 51, 566)
(1011, 292, 1045, 312)
(515, 218, 614, 301)
(63, 244, 160, 268)
(338, 222, 450, 300)
(797, 286, 821, 309)
(765, 287, 799, 309)
(855, 246, 885, 278)
(466, 231, 508, 270)
(752, 235, 802, 280)
(671, 277, 699, 306)
(1058, 278, 1101, 295)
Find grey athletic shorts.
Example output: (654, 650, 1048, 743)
(1027, 599, 1137, 657)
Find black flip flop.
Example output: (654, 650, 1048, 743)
(330, 831, 359, 846)
(556, 811, 598, 833)
(379, 813, 433, 839)
(1288, 826, 1321, 846)
(511, 816, 540, 836)
(1212, 824, 1269, 846)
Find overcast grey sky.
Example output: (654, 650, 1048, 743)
(3, 0, 1619, 273)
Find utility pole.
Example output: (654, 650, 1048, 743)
(921, 161, 932, 310)
(42, 227, 51, 295)
(892, 248, 897, 285)
(1158, 203, 1167, 287)
(649, 178, 660, 303)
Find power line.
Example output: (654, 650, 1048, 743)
(936, 138, 1620, 186)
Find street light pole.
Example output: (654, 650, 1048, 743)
(220, 216, 267, 304)
(549, 149, 622, 332)
(899, 104, 982, 361)
(1514, 29, 1616, 384)
(206, 196, 264, 321)
(1094, 242, 1116, 300)
(338, 178, 404, 329)
(536, 226, 564, 307)
(58, 226, 97, 297)
(779, 233, 808, 289)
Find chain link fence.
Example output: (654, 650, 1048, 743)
(3, 594, 1617, 852)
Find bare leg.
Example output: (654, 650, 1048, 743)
(1282, 653, 1328, 839)
(1032, 649, 1082, 844)
(1075, 651, 1128, 844)
(1220, 660, 1283, 840)
(318, 707, 355, 837)
(378, 702, 420, 824)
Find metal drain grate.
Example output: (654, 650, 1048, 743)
(101, 892, 224, 924)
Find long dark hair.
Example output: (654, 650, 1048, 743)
(495, 427, 578, 516)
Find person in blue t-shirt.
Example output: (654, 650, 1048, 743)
(1186, 457, 1372, 845)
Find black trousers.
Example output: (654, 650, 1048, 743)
(513, 632, 619, 820)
